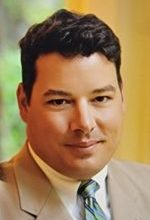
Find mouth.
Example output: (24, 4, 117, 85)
(64, 139, 106, 157)
(65, 139, 105, 149)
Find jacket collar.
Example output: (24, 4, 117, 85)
(108, 160, 144, 220)
(13, 144, 72, 220)
(13, 147, 145, 220)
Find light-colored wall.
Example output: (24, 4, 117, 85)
(65, 0, 150, 163)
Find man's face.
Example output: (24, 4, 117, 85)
(18, 52, 124, 180)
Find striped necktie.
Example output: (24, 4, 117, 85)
(78, 179, 107, 220)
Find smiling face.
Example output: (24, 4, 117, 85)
(17, 52, 124, 180)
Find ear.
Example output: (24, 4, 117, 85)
(16, 83, 29, 123)
(120, 82, 125, 113)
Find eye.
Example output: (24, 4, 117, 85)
(45, 98, 72, 109)
(91, 96, 112, 104)
(47, 99, 70, 105)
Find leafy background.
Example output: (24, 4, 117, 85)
(0, 0, 64, 161)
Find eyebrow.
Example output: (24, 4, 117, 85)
(92, 85, 116, 94)
(43, 85, 116, 98)
(43, 89, 72, 97)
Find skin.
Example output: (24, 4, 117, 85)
(17, 52, 124, 180)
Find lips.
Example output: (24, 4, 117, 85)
(65, 139, 105, 148)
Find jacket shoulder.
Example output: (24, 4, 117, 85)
(109, 159, 150, 190)
(0, 159, 15, 182)
(110, 159, 150, 170)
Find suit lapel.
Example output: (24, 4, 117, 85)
(13, 144, 73, 220)
(36, 188, 73, 220)
(107, 160, 144, 220)
(13, 146, 146, 220)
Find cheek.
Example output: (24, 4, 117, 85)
(107, 109, 123, 146)
(27, 111, 69, 146)
(40, 112, 70, 135)
(97, 106, 123, 136)
(27, 104, 71, 139)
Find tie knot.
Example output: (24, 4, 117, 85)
(78, 179, 100, 198)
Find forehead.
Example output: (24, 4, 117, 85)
(34, 53, 118, 94)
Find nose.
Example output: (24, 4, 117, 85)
(69, 100, 96, 135)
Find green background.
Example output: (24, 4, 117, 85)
(0, 0, 64, 161)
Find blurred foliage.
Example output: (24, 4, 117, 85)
(0, 0, 64, 161)
(3, 0, 65, 23)
(0, 49, 25, 159)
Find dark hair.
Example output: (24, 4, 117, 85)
(19, 9, 122, 103)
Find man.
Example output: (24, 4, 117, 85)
(0, 9, 150, 220)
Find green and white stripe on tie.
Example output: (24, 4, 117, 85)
(78, 179, 107, 220)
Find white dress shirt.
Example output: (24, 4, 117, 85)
(28, 142, 111, 220)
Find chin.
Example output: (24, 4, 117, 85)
(67, 164, 104, 180)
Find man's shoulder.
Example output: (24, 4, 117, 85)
(110, 158, 150, 171)
(108, 159, 150, 188)
(0, 158, 15, 182)
(0, 144, 28, 182)
(110, 159, 150, 172)
(0, 164, 5, 180)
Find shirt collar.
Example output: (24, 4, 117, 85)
(28, 142, 80, 207)
(28, 142, 108, 207)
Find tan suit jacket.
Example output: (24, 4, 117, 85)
(0, 144, 150, 220)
